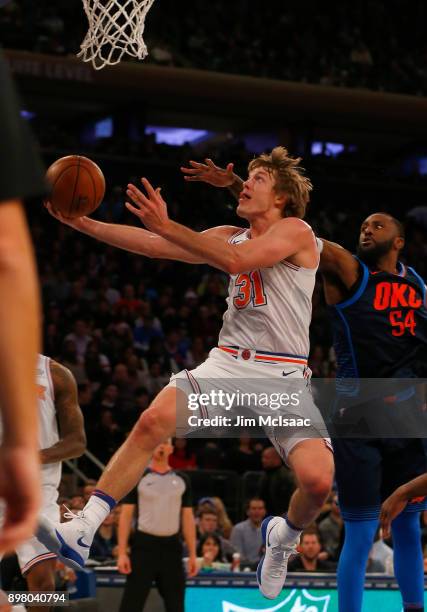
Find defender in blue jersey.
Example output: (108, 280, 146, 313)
(319, 212, 427, 612)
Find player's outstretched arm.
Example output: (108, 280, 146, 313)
(39, 361, 86, 464)
(317, 238, 360, 304)
(181, 158, 244, 201)
(126, 179, 316, 272)
(380, 473, 427, 538)
(44, 202, 221, 264)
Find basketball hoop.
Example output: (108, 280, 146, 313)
(78, 0, 156, 71)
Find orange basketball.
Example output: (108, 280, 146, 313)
(45, 155, 105, 218)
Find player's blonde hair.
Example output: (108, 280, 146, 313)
(248, 146, 312, 218)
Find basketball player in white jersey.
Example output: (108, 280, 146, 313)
(1, 356, 85, 612)
(39, 147, 333, 599)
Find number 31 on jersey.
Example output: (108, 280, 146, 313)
(233, 270, 267, 309)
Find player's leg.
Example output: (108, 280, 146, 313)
(285, 438, 334, 527)
(334, 438, 382, 612)
(119, 533, 157, 612)
(391, 512, 424, 612)
(257, 437, 333, 599)
(24, 559, 56, 612)
(37, 385, 187, 569)
(384, 438, 427, 612)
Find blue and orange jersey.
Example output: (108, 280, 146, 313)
(329, 259, 427, 378)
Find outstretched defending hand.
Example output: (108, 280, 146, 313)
(126, 178, 170, 235)
(181, 158, 235, 187)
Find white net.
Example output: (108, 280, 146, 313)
(78, 0, 156, 71)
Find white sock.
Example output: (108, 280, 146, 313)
(277, 517, 302, 545)
(80, 495, 112, 532)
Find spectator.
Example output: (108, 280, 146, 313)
(84, 338, 111, 387)
(139, 361, 170, 396)
(225, 436, 262, 474)
(59, 339, 86, 384)
(257, 446, 296, 515)
(196, 510, 235, 561)
(230, 498, 266, 569)
(65, 319, 92, 359)
(169, 438, 197, 470)
(197, 533, 228, 568)
(91, 409, 123, 463)
(288, 529, 336, 572)
(369, 530, 394, 574)
(116, 284, 143, 313)
(196, 441, 223, 469)
(211, 497, 234, 540)
(100, 384, 119, 411)
(318, 493, 344, 562)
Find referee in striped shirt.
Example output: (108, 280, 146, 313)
(117, 439, 197, 612)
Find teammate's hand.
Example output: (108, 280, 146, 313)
(187, 554, 198, 578)
(0, 446, 40, 554)
(380, 487, 408, 538)
(117, 553, 132, 574)
(126, 178, 170, 235)
(44, 201, 86, 229)
(181, 159, 235, 187)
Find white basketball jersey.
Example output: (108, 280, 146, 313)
(218, 229, 317, 357)
(37, 354, 61, 489)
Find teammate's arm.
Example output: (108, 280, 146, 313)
(126, 179, 315, 273)
(45, 203, 238, 264)
(40, 361, 86, 464)
(181, 507, 198, 577)
(117, 504, 135, 575)
(380, 473, 427, 538)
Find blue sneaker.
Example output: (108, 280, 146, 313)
(37, 510, 93, 570)
(257, 516, 299, 599)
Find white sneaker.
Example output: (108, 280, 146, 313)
(37, 509, 93, 570)
(257, 516, 299, 599)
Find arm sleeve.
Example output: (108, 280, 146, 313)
(178, 471, 193, 507)
(0, 52, 46, 202)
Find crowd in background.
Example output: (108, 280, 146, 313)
(2, 0, 427, 95)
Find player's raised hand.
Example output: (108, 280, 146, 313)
(379, 488, 408, 538)
(126, 178, 170, 235)
(181, 158, 235, 187)
(44, 201, 86, 229)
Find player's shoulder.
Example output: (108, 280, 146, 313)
(202, 225, 244, 241)
(273, 217, 313, 235)
(49, 359, 77, 390)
